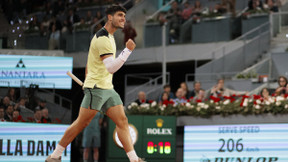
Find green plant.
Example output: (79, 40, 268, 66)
(126, 95, 288, 118)
(236, 71, 258, 79)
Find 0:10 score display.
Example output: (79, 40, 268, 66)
(147, 141, 171, 154)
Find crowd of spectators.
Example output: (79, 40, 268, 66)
(2, 75, 288, 123)
(155, 0, 236, 43)
(248, 0, 282, 12)
(0, 87, 55, 123)
(133, 75, 288, 107)
(0, 0, 133, 50)
(155, 0, 281, 43)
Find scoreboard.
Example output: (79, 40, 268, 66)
(106, 115, 176, 162)
(184, 123, 288, 162)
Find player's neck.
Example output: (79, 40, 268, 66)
(104, 23, 117, 35)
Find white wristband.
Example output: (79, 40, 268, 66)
(119, 48, 132, 62)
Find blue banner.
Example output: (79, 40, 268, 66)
(0, 55, 73, 89)
(0, 122, 71, 162)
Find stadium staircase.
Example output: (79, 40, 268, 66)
(124, 7, 288, 103)
(187, 10, 288, 94)
(124, 73, 170, 106)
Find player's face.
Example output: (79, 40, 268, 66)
(111, 11, 126, 29)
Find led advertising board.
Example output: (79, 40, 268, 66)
(0, 122, 71, 162)
(184, 123, 288, 162)
(0, 55, 73, 89)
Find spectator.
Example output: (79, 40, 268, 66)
(223, 0, 236, 15)
(28, 15, 40, 32)
(193, 89, 206, 103)
(4, 104, 14, 121)
(62, 20, 70, 34)
(75, 17, 90, 31)
(190, 81, 201, 98)
(286, 84, 288, 95)
(24, 84, 39, 110)
(157, 11, 167, 26)
(158, 92, 171, 106)
(275, 76, 287, 96)
(35, 99, 47, 110)
(214, 3, 228, 14)
(181, 1, 193, 22)
(122, 20, 137, 45)
(172, 88, 187, 105)
(40, 16, 50, 36)
(49, 15, 63, 32)
(95, 11, 104, 26)
(67, 8, 80, 25)
(91, 17, 103, 34)
(210, 79, 247, 98)
(248, 0, 264, 10)
(66, 8, 80, 32)
(158, 84, 174, 101)
(52, 0, 65, 16)
(0, 106, 6, 122)
(214, 0, 235, 15)
(85, 10, 93, 24)
(12, 110, 25, 122)
(48, 24, 60, 50)
(41, 108, 52, 123)
(180, 82, 190, 99)
(1, 96, 11, 109)
(264, 0, 280, 12)
(44, 1, 53, 15)
(6, 88, 16, 103)
(14, 97, 28, 111)
(193, 0, 202, 15)
(134, 91, 149, 105)
(82, 112, 104, 162)
(260, 88, 271, 101)
(166, 1, 181, 43)
(34, 109, 42, 123)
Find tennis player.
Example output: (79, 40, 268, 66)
(46, 5, 145, 162)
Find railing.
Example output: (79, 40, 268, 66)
(39, 88, 72, 110)
(270, 11, 288, 37)
(18, 107, 34, 121)
(194, 21, 270, 81)
(187, 56, 271, 83)
(186, 72, 242, 83)
(20, 80, 72, 109)
(185, 72, 270, 84)
(124, 72, 170, 105)
(145, 0, 174, 20)
(185, 72, 270, 96)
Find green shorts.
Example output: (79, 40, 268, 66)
(81, 87, 123, 111)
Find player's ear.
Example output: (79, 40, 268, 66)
(107, 14, 113, 21)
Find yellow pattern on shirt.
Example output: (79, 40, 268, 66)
(83, 31, 116, 89)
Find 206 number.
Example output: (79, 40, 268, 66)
(218, 138, 243, 152)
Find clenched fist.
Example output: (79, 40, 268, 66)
(126, 39, 136, 51)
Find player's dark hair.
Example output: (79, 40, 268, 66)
(105, 5, 127, 17)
